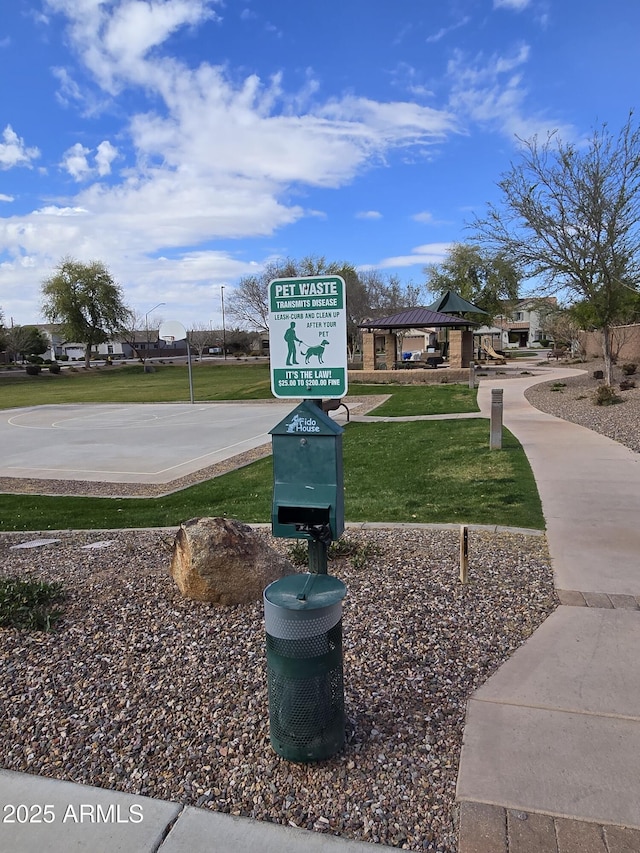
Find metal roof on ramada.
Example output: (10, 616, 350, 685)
(359, 307, 479, 330)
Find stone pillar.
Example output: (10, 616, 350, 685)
(382, 333, 396, 369)
(362, 330, 375, 371)
(449, 330, 474, 368)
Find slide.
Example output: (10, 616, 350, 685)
(481, 336, 506, 364)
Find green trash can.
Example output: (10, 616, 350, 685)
(264, 572, 347, 762)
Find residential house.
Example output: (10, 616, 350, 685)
(493, 298, 557, 349)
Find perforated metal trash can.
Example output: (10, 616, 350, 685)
(264, 572, 347, 762)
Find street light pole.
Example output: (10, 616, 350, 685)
(220, 286, 227, 361)
(145, 302, 165, 360)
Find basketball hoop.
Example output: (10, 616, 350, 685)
(158, 320, 186, 343)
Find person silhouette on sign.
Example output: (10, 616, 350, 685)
(284, 321, 303, 365)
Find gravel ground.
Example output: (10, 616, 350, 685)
(524, 359, 640, 453)
(0, 527, 556, 851)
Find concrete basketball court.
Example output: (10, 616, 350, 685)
(0, 402, 299, 485)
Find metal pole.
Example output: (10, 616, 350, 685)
(460, 525, 469, 584)
(308, 539, 329, 574)
(144, 302, 165, 361)
(186, 339, 194, 404)
(490, 388, 503, 449)
(221, 286, 227, 360)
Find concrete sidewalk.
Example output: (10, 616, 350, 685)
(0, 768, 391, 852)
(457, 368, 640, 852)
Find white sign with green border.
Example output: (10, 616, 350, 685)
(268, 275, 348, 399)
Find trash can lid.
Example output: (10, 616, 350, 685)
(264, 573, 346, 611)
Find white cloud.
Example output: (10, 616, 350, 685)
(61, 142, 92, 180)
(426, 15, 471, 43)
(3, 1, 464, 324)
(356, 210, 382, 220)
(493, 0, 531, 9)
(0, 125, 40, 169)
(60, 141, 118, 180)
(447, 46, 575, 141)
(412, 211, 434, 224)
(377, 242, 451, 269)
(95, 140, 118, 175)
(390, 62, 434, 99)
(34, 206, 89, 216)
(45, 0, 220, 92)
(0, 193, 14, 202)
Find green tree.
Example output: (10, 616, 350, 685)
(5, 325, 48, 363)
(473, 114, 640, 384)
(0, 307, 6, 355)
(424, 243, 520, 321)
(41, 258, 129, 368)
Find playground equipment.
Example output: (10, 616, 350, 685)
(481, 336, 506, 364)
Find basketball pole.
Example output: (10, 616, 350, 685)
(186, 337, 194, 404)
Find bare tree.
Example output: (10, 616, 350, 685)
(120, 308, 167, 363)
(473, 114, 640, 385)
(227, 259, 301, 332)
(227, 257, 426, 359)
(188, 324, 217, 360)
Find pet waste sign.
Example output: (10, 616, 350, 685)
(268, 275, 348, 399)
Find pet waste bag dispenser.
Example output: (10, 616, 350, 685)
(265, 400, 346, 761)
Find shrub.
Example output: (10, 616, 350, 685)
(58, 354, 69, 361)
(48, 363, 61, 374)
(0, 576, 65, 631)
(620, 378, 636, 391)
(621, 363, 637, 376)
(25, 364, 41, 376)
(593, 384, 623, 406)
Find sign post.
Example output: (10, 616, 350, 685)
(268, 275, 348, 399)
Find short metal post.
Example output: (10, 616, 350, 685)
(308, 539, 328, 574)
(490, 388, 503, 450)
(468, 360, 475, 390)
(460, 525, 469, 584)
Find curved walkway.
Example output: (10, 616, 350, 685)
(457, 368, 640, 852)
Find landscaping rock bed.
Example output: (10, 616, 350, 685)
(524, 360, 640, 454)
(0, 526, 555, 852)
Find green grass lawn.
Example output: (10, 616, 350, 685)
(0, 362, 273, 408)
(0, 362, 478, 415)
(0, 421, 543, 532)
(0, 365, 542, 532)
(350, 383, 478, 416)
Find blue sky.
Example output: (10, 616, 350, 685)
(1, 0, 639, 330)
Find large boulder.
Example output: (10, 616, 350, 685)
(170, 517, 292, 604)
